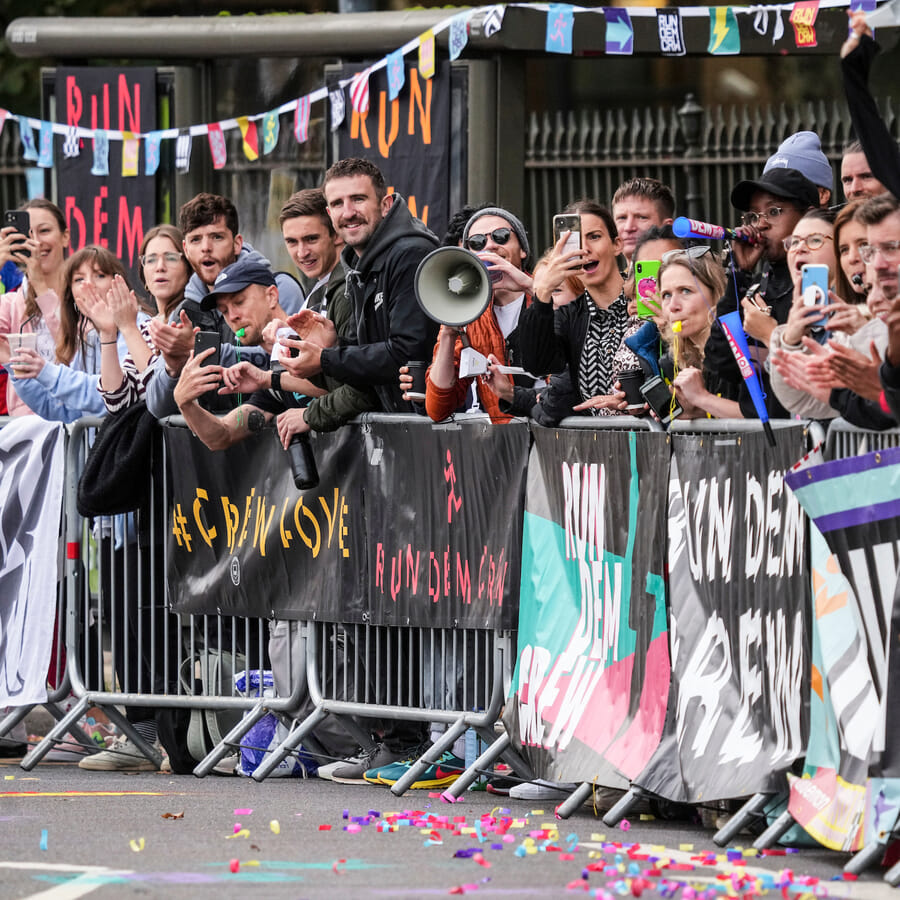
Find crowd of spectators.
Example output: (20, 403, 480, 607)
(3, 6, 900, 800)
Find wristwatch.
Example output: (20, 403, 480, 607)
(271, 369, 282, 393)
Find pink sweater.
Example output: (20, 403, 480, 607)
(0, 287, 61, 416)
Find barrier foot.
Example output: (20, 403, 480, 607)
(713, 793, 772, 847)
(602, 786, 648, 827)
(884, 857, 900, 887)
(557, 783, 594, 820)
(193, 701, 267, 778)
(20, 697, 90, 770)
(439, 731, 513, 801)
(752, 809, 795, 850)
(845, 840, 886, 876)
(252, 706, 328, 783)
(390, 718, 467, 797)
(0, 704, 32, 741)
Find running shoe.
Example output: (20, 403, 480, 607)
(77, 735, 158, 772)
(331, 742, 402, 784)
(370, 750, 465, 789)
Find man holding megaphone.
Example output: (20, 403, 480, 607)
(421, 207, 538, 424)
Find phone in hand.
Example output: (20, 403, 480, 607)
(553, 214, 582, 256)
(640, 375, 682, 426)
(194, 331, 221, 367)
(634, 259, 661, 319)
(3, 210, 30, 257)
(801, 263, 830, 331)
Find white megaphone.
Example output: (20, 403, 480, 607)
(863, 0, 900, 29)
(414, 246, 494, 328)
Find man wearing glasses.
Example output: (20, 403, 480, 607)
(703, 168, 819, 419)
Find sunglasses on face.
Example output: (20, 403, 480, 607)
(660, 245, 713, 263)
(465, 228, 512, 252)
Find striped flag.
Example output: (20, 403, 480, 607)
(238, 117, 259, 161)
(175, 129, 192, 174)
(350, 69, 370, 114)
(294, 96, 311, 143)
(62, 125, 79, 159)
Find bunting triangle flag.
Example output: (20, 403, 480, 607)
(262, 111, 279, 154)
(329, 88, 346, 131)
(449, 14, 469, 61)
(386, 50, 405, 102)
(91, 131, 109, 176)
(175, 129, 192, 174)
(790, 0, 820, 47)
(294, 96, 311, 143)
(36, 121, 54, 168)
(145, 131, 163, 176)
(709, 6, 740, 54)
(419, 30, 436, 79)
(350, 69, 370, 114)
(0, 110, 7, 138)
(20, 121, 38, 161)
(122, 131, 140, 177)
(208, 123, 227, 169)
(62, 125, 79, 159)
(238, 116, 259, 161)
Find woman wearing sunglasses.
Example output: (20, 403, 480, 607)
(518, 201, 631, 422)
(656, 248, 742, 419)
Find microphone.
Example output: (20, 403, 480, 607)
(672, 216, 752, 243)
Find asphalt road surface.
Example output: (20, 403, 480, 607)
(0, 755, 895, 899)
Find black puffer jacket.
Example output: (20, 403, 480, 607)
(320, 195, 439, 413)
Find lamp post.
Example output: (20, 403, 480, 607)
(677, 93, 704, 222)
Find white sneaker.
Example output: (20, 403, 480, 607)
(77, 735, 157, 771)
(317, 752, 367, 782)
(509, 779, 580, 801)
(212, 753, 239, 776)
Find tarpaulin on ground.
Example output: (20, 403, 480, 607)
(165, 424, 367, 621)
(637, 427, 809, 804)
(0, 418, 66, 706)
(786, 447, 900, 851)
(362, 418, 528, 629)
(503, 425, 670, 787)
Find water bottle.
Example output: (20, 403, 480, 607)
(287, 432, 318, 490)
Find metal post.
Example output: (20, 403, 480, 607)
(677, 93, 704, 221)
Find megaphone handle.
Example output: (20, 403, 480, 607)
(458, 326, 471, 349)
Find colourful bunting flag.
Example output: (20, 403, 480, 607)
(62, 125, 79, 159)
(790, 0, 820, 47)
(91, 131, 109, 176)
(122, 131, 139, 176)
(37, 121, 53, 168)
(449, 14, 469, 61)
(20, 121, 38, 161)
(546, 3, 574, 54)
(329, 89, 345, 131)
(419, 30, 436, 79)
(482, 5, 505, 37)
(604, 8, 633, 55)
(294, 96, 311, 143)
(262, 111, 279, 154)
(350, 70, 370, 115)
(208, 122, 227, 169)
(752, 5, 785, 43)
(175, 129, 192, 174)
(238, 117, 259, 161)
(0, 110, 8, 139)
(145, 131, 162, 176)
(708, 6, 740, 55)
(657, 9, 686, 55)
(386, 50, 405, 102)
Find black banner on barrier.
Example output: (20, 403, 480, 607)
(637, 427, 810, 803)
(503, 426, 671, 786)
(165, 425, 367, 621)
(364, 419, 528, 629)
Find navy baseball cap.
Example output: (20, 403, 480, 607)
(200, 257, 276, 309)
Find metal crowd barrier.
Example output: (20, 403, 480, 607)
(21, 417, 311, 776)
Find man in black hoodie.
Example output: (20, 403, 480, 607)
(279, 157, 439, 413)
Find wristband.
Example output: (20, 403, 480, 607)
(101, 339, 118, 345)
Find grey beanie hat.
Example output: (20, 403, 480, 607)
(462, 207, 532, 268)
(763, 131, 833, 191)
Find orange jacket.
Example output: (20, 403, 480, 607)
(424, 295, 531, 424)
